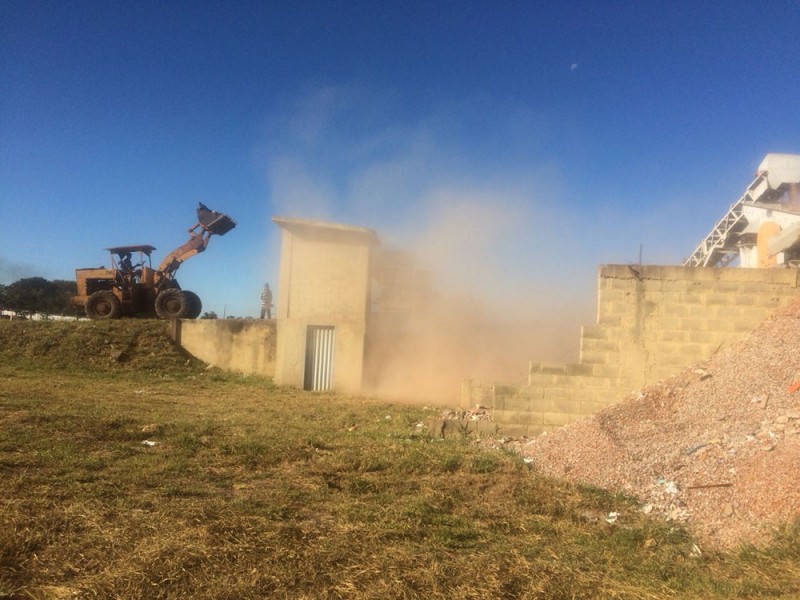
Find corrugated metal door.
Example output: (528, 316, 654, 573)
(304, 326, 335, 391)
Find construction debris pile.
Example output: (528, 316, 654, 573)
(440, 405, 493, 421)
(505, 300, 800, 549)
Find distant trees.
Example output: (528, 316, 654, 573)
(201, 311, 218, 319)
(0, 277, 79, 316)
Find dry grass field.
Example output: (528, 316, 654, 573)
(1, 321, 798, 599)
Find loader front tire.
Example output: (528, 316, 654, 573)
(155, 289, 192, 319)
(182, 290, 202, 319)
(85, 291, 122, 320)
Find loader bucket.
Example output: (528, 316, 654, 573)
(197, 203, 237, 236)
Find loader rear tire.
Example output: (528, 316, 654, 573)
(85, 291, 122, 320)
(182, 291, 202, 319)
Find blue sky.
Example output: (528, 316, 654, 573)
(2, 1, 799, 323)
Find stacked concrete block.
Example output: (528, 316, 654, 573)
(487, 265, 800, 436)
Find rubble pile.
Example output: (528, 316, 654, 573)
(511, 300, 800, 549)
(440, 405, 493, 421)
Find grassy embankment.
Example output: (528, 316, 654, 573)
(0, 320, 798, 599)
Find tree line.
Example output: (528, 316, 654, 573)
(0, 277, 80, 317)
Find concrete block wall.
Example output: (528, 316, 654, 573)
(469, 265, 800, 437)
(174, 319, 277, 377)
(593, 265, 800, 389)
(279, 231, 371, 320)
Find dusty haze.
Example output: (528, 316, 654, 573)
(362, 194, 595, 405)
(263, 89, 609, 403)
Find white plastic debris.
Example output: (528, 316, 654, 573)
(605, 511, 620, 524)
(141, 440, 158, 447)
(665, 481, 679, 494)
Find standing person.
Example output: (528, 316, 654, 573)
(260, 283, 273, 319)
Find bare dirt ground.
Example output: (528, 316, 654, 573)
(496, 300, 800, 550)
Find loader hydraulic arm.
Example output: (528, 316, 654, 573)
(157, 203, 237, 276)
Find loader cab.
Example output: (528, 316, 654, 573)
(106, 245, 159, 315)
(110, 245, 161, 289)
(108, 245, 155, 278)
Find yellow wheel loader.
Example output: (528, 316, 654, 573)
(72, 203, 236, 320)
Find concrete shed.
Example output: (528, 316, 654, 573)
(271, 217, 378, 393)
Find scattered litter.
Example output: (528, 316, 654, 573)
(665, 481, 679, 495)
(788, 382, 800, 394)
(141, 440, 158, 447)
(641, 504, 654, 514)
(690, 543, 702, 557)
(605, 511, 620, 524)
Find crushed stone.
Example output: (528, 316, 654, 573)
(490, 299, 800, 549)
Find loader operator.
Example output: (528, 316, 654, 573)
(119, 252, 142, 282)
(120, 252, 134, 272)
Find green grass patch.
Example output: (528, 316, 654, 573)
(0, 321, 799, 598)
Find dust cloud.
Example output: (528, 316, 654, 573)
(263, 88, 601, 403)
(363, 298, 586, 405)
(363, 192, 595, 405)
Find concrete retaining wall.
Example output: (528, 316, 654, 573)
(173, 319, 277, 377)
(465, 265, 800, 437)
